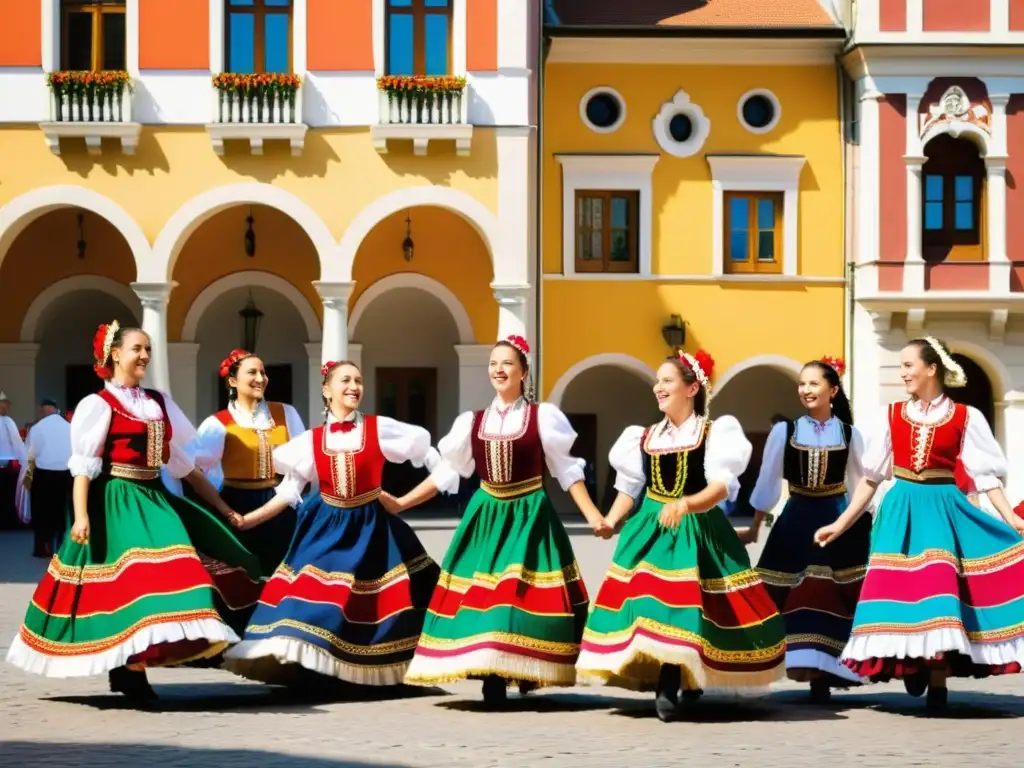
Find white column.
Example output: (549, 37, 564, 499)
(906, 0, 923, 32)
(903, 92, 925, 293)
(1002, 395, 1024, 503)
(167, 342, 200, 423)
(304, 342, 322, 427)
(856, 85, 883, 269)
(987, 93, 1011, 294)
(125, 0, 140, 76)
(0, 343, 40, 424)
(851, 306, 890, 424)
(313, 281, 354, 365)
(41, 0, 59, 72)
(492, 284, 530, 343)
(454, 344, 495, 412)
(131, 281, 175, 393)
(292, 0, 307, 74)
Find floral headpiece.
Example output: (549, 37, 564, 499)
(820, 355, 846, 377)
(678, 350, 715, 397)
(91, 321, 119, 380)
(219, 349, 253, 379)
(505, 334, 530, 356)
(321, 360, 340, 378)
(925, 336, 967, 388)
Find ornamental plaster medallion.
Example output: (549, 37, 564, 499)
(652, 89, 711, 158)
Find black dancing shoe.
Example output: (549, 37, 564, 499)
(517, 680, 538, 696)
(809, 679, 831, 704)
(481, 675, 507, 707)
(654, 664, 682, 722)
(681, 688, 703, 704)
(903, 672, 928, 698)
(108, 667, 158, 706)
(926, 684, 948, 712)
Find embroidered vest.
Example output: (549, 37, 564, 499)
(96, 388, 171, 480)
(782, 420, 853, 498)
(889, 400, 968, 482)
(641, 419, 712, 502)
(312, 414, 386, 507)
(471, 403, 544, 499)
(216, 402, 291, 487)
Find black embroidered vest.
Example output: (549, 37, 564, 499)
(640, 418, 712, 501)
(782, 419, 852, 498)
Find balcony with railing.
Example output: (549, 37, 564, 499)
(205, 74, 308, 156)
(371, 76, 473, 156)
(40, 71, 142, 156)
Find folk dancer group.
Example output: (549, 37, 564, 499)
(5, 322, 1024, 720)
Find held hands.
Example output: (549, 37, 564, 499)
(814, 522, 843, 547)
(70, 515, 90, 546)
(587, 514, 614, 539)
(735, 526, 759, 546)
(658, 499, 690, 530)
(379, 491, 403, 516)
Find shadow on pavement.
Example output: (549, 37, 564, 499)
(0, 531, 48, 584)
(831, 688, 1024, 719)
(435, 690, 637, 714)
(0, 742, 412, 768)
(609, 694, 851, 723)
(47, 680, 447, 713)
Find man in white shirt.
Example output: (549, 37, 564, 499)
(24, 399, 72, 557)
(0, 390, 27, 531)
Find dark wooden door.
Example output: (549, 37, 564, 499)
(376, 367, 438, 504)
(217, 364, 293, 411)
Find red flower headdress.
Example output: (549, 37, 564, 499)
(678, 349, 715, 396)
(91, 321, 119, 380)
(321, 360, 340, 378)
(820, 355, 846, 377)
(505, 334, 530, 356)
(219, 349, 254, 379)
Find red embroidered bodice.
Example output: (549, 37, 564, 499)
(312, 415, 386, 505)
(888, 400, 968, 476)
(96, 388, 171, 470)
(471, 403, 543, 485)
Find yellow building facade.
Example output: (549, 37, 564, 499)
(540, 3, 848, 505)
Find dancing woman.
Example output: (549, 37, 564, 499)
(191, 350, 305, 577)
(816, 337, 1024, 710)
(742, 358, 872, 702)
(575, 351, 785, 722)
(222, 360, 440, 686)
(5, 322, 260, 705)
(402, 336, 605, 704)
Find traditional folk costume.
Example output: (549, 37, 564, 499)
(750, 415, 871, 688)
(6, 380, 262, 677)
(192, 399, 305, 576)
(223, 411, 441, 685)
(842, 394, 1024, 686)
(404, 397, 590, 690)
(576, 412, 786, 693)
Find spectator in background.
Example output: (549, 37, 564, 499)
(0, 391, 26, 530)
(23, 399, 72, 557)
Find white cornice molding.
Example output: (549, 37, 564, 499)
(548, 37, 841, 66)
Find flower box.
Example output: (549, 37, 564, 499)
(212, 73, 302, 124)
(376, 75, 468, 125)
(45, 70, 133, 123)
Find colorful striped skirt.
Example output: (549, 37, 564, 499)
(756, 493, 870, 683)
(842, 478, 1024, 679)
(6, 475, 262, 677)
(576, 493, 786, 692)
(404, 487, 589, 688)
(223, 494, 439, 686)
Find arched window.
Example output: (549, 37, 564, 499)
(386, 0, 452, 76)
(922, 134, 985, 261)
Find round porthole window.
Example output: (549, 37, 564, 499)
(737, 89, 781, 134)
(580, 87, 626, 134)
(668, 113, 693, 142)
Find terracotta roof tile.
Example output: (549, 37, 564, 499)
(550, 0, 839, 29)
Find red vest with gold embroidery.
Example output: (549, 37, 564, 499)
(312, 415, 385, 507)
(471, 403, 544, 498)
(96, 388, 171, 478)
(888, 400, 968, 479)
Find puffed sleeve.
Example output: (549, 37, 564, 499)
(860, 406, 893, 484)
(846, 425, 869, 497)
(377, 416, 442, 470)
(537, 403, 586, 491)
(2, 418, 26, 462)
(748, 421, 787, 513)
(190, 416, 227, 491)
(704, 415, 752, 503)
(67, 394, 111, 479)
(154, 391, 198, 480)
(282, 403, 306, 440)
(272, 430, 317, 507)
(609, 426, 646, 498)
(429, 411, 474, 496)
(961, 406, 1007, 492)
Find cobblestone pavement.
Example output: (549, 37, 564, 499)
(1, 525, 1021, 768)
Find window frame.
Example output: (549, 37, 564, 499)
(573, 189, 640, 274)
(385, 0, 453, 76)
(224, 0, 294, 75)
(723, 191, 784, 275)
(921, 171, 984, 262)
(61, 1, 126, 72)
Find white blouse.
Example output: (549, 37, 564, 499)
(68, 382, 198, 480)
(428, 398, 586, 496)
(190, 400, 306, 490)
(608, 413, 752, 502)
(748, 416, 868, 513)
(272, 411, 442, 507)
(861, 396, 1007, 492)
